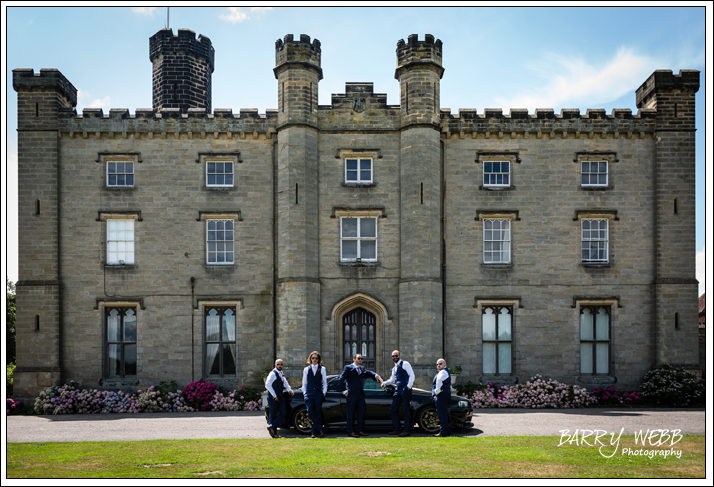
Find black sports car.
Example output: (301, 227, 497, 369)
(264, 374, 473, 434)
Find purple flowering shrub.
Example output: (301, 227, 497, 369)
(29, 380, 264, 415)
(468, 375, 596, 409)
(591, 386, 641, 406)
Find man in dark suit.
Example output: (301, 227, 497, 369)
(432, 358, 453, 437)
(338, 353, 383, 437)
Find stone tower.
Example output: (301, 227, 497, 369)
(395, 35, 444, 379)
(273, 35, 322, 378)
(12, 68, 77, 400)
(636, 70, 700, 368)
(149, 28, 214, 113)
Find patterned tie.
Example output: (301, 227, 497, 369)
(357, 366, 361, 375)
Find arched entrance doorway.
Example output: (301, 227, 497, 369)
(342, 307, 376, 369)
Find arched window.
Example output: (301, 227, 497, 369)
(343, 307, 376, 369)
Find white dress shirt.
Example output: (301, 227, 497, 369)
(383, 360, 415, 389)
(302, 364, 328, 395)
(265, 368, 293, 399)
(433, 368, 450, 395)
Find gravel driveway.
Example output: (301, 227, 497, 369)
(7, 408, 705, 443)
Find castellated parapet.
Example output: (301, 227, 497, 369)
(395, 34, 443, 78)
(150, 28, 215, 113)
(12, 68, 78, 107)
(274, 34, 322, 79)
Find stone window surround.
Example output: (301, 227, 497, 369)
(481, 304, 514, 375)
(334, 209, 381, 263)
(482, 218, 511, 265)
(104, 306, 138, 380)
(204, 304, 238, 378)
(344, 156, 373, 185)
(475, 298, 520, 382)
(96, 152, 141, 191)
(205, 217, 236, 266)
(196, 152, 242, 191)
(474, 151, 520, 191)
(205, 160, 235, 188)
(97, 212, 141, 267)
(475, 211, 519, 267)
(96, 300, 143, 385)
(575, 298, 618, 383)
(575, 210, 618, 267)
(574, 151, 618, 191)
(336, 148, 382, 188)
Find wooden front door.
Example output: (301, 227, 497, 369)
(343, 307, 376, 369)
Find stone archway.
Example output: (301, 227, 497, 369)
(330, 292, 391, 375)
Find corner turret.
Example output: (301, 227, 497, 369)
(395, 34, 443, 127)
(149, 28, 215, 113)
(274, 34, 322, 128)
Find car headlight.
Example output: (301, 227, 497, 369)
(458, 400, 470, 408)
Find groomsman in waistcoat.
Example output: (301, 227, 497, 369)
(302, 351, 328, 438)
(381, 350, 416, 436)
(265, 359, 294, 438)
(432, 358, 453, 437)
(338, 353, 383, 437)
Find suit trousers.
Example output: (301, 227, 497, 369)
(345, 392, 366, 434)
(304, 392, 323, 434)
(391, 388, 412, 432)
(434, 393, 452, 435)
(267, 394, 286, 430)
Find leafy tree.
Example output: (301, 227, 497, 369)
(6, 280, 16, 365)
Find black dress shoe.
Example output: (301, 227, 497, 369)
(267, 427, 277, 438)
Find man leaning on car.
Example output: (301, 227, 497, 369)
(339, 353, 383, 437)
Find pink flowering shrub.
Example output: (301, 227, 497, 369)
(591, 386, 642, 406)
(210, 386, 263, 411)
(468, 375, 596, 409)
(183, 380, 219, 411)
(7, 398, 20, 415)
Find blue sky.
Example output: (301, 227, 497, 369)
(3, 5, 709, 295)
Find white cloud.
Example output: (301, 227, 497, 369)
(77, 89, 112, 111)
(495, 48, 662, 110)
(696, 246, 705, 297)
(131, 7, 156, 16)
(219, 7, 249, 24)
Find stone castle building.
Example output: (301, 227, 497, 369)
(12, 29, 700, 401)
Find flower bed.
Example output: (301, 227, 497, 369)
(30, 380, 262, 415)
(466, 375, 597, 408)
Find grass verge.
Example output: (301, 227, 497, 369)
(7, 435, 704, 478)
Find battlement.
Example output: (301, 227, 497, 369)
(275, 34, 322, 72)
(396, 34, 443, 70)
(149, 28, 215, 72)
(12, 68, 77, 107)
(636, 69, 700, 108)
(440, 107, 658, 139)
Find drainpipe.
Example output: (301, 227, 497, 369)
(190, 276, 195, 382)
(440, 138, 446, 358)
(271, 138, 278, 363)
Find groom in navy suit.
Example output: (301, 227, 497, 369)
(338, 353, 383, 437)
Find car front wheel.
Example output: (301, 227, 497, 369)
(417, 406, 440, 434)
(291, 406, 313, 435)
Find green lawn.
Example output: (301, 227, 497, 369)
(7, 436, 704, 478)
